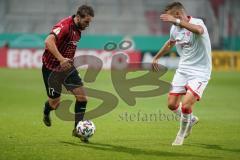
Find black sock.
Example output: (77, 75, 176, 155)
(44, 101, 53, 115)
(74, 101, 87, 127)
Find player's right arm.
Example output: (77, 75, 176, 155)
(152, 39, 175, 71)
(45, 34, 72, 69)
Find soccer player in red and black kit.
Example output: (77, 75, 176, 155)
(42, 5, 94, 142)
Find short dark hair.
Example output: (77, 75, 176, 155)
(77, 5, 94, 18)
(165, 2, 185, 12)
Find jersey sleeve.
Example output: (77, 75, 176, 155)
(50, 22, 68, 42)
(194, 19, 207, 35)
(169, 25, 176, 43)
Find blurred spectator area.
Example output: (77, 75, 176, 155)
(0, 0, 239, 48)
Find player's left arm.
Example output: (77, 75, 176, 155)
(160, 14, 204, 35)
(178, 20, 204, 35)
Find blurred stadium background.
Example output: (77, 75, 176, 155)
(0, 0, 240, 70)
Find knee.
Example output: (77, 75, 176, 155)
(167, 98, 178, 110)
(181, 102, 193, 114)
(168, 101, 178, 110)
(49, 98, 60, 109)
(182, 99, 195, 109)
(75, 95, 88, 102)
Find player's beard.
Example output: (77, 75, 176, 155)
(77, 22, 86, 30)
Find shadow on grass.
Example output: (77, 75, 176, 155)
(59, 141, 220, 159)
(185, 143, 240, 154)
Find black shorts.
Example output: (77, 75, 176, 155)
(42, 65, 83, 99)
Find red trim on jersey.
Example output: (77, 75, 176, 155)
(169, 92, 186, 96)
(185, 85, 200, 101)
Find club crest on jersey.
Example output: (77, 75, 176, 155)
(185, 31, 191, 36)
(175, 31, 192, 48)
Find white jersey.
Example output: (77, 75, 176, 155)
(170, 17, 212, 80)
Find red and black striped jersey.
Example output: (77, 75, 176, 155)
(42, 15, 81, 71)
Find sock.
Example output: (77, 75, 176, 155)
(170, 102, 182, 117)
(181, 105, 196, 120)
(173, 102, 182, 116)
(179, 105, 192, 137)
(74, 101, 87, 127)
(44, 101, 53, 115)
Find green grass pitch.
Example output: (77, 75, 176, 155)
(0, 68, 240, 160)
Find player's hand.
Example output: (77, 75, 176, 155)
(152, 57, 160, 72)
(60, 58, 73, 70)
(160, 14, 176, 24)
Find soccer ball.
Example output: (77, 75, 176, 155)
(76, 120, 96, 139)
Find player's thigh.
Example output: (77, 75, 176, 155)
(64, 68, 86, 101)
(168, 71, 187, 109)
(182, 91, 197, 109)
(42, 65, 61, 108)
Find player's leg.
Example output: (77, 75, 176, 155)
(182, 91, 199, 138)
(183, 80, 208, 138)
(172, 91, 197, 146)
(70, 86, 89, 142)
(168, 71, 187, 116)
(63, 67, 88, 141)
(42, 65, 61, 127)
(172, 79, 208, 145)
(71, 86, 88, 127)
(168, 93, 184, 117)
(64, 68, 86, 127)
(43, 97, 61, 126)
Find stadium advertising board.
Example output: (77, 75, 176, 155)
(212, 51, 240, 71)
(0, 48, 141, 69)
(1, 47, 240, 71)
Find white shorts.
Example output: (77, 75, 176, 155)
(169, 70, 209, 101)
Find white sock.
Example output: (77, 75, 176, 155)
(179, 113, 192, 137)
(172, 102, 182, 117)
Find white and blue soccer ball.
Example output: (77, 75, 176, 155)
(76, 120, 96, 139)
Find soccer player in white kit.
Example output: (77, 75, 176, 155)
(152, 2, 212, 146)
